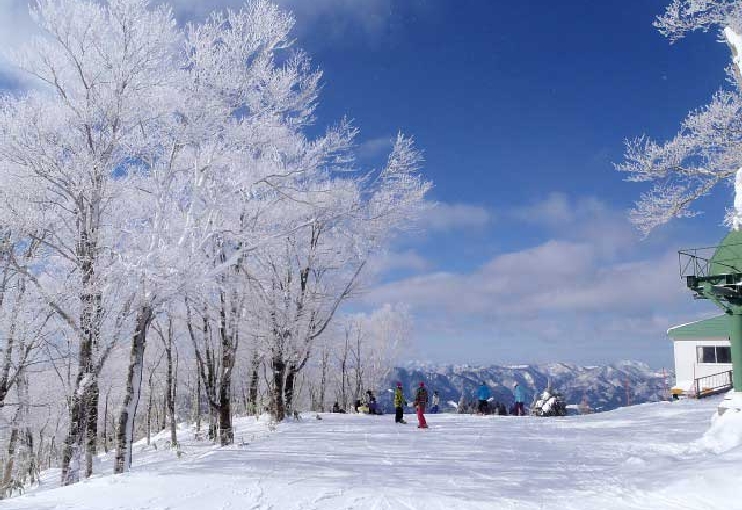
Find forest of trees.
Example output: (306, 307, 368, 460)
(0, 0, 428, 494)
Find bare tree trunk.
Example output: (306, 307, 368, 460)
(62, 218, 100, 486)
(194, 364, 201, 433)
(206, 350, 217, 442)
(353, 327, 363, 407)
(340, 330, 350, 411)
(1, 363, 33, 498)
(186, 301, 235, 444)
(84, 379, 99, 478)
(217, 293, 235, 446)
(317, 346, 329, 412)
(161, 392, 166, 431)
(284, 364, 297, 416)
(22, 429, 34, 484)
(272, 354, 286, 422)
(114, 305, 152, 474)
(61, 391, 83, 485)
(248, 352, 260, 416)
(218, 377, 233, 445)
(109, 413, 115, 456)
(208, 411, 217, 442)
(146, 388, 153, 446)
(36, 424, 46, 477)
(163, 342, 176, 443)
(1, 415, 20, 499)
(102, 390, 109, 453)
(170, 348, 178, 446)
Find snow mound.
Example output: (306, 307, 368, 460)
(695, 409, 742, 454)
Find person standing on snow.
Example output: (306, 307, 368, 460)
(477, 381, 491, 415)
(430, 390, 440, 414)
(394, 382, 406, 424)
(513, 382, 526, 416)
(415, 382, 429, 428)
(366, 390, 377, 415)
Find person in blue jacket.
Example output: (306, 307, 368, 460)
(476, 381, 491, 414)
(513, 382, 526, 416)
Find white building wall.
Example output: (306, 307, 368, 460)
(672, 337, 733, 391)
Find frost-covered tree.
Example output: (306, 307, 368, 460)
(617, 0, 742, 234)
(0, 0, 179, 484)
(247, 134, 427, 421)
(358, 303, 413, 394)
(314, 303, 413, 413)
(0, 0, 430, 489)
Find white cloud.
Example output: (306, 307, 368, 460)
(423, 202, 493, 231)
(0, 1, 33, 47)
(361, 198, 715, 365)
(0, 0, 38, 84)
(356, 136, 393, 161)
(366, 249, 430, 276)
(511, 192, 638, 258)
(164, 0, 404, 40)
(365, 242, 687, 317)
(513, 192, 615, 229)
(0, 0, 420, 84)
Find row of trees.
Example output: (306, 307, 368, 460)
(0, 0, 428, 493)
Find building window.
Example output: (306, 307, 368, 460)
(697, 346, 732, 364)
(717, 346, 732, 364)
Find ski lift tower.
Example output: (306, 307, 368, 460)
(680, 229, 742, 414)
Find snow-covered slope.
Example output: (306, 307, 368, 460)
(388, 360, 669, 412)
(9, 396, 742, 510)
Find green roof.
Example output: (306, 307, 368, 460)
(667, 315, 730, 338)
(710, 229, 742, 275)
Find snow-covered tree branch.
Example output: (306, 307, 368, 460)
(618, 1, 742, 235)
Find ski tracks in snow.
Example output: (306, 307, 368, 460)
(6, 398, 742, 510)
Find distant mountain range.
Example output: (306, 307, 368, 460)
(378, 361, 672, 413)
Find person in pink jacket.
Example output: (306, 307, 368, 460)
(414, 381, 428, 429)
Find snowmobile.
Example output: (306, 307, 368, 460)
(531, 389, 567, 417)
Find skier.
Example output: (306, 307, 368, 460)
(513, 382, 526, 416)
(477, 381, 491, 415)
(415, 381, 429, 428)
(394, 382, 406, 424)
(430, 390, 440, 414)
(366, 390, 377, 415)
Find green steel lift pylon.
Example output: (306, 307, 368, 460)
(681, 230, 742, 411)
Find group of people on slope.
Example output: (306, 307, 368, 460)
(393, 381, 439, 429)
(475, 381, 527, 416)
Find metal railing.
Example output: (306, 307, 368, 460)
(679, 243, 742, 279)
(693, 370, 733, 398)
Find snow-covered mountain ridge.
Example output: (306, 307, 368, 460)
(387, 360, 670, 412)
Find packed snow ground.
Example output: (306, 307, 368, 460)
(6, 396, 742, 510)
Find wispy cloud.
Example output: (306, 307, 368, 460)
(356, 136, 394, 162)
(165, 0, 408, 41)
(512, 191, 615, 230)
(422, 202, 493, 231)
(0, 0, 39, 85)
(366, 249, 431, 277)
(362, 194, 714, 365)
(0, 0, 425, 85)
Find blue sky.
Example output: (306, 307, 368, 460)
(0, 0, 736, 367)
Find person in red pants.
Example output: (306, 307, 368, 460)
(415, 381, 429, 428)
